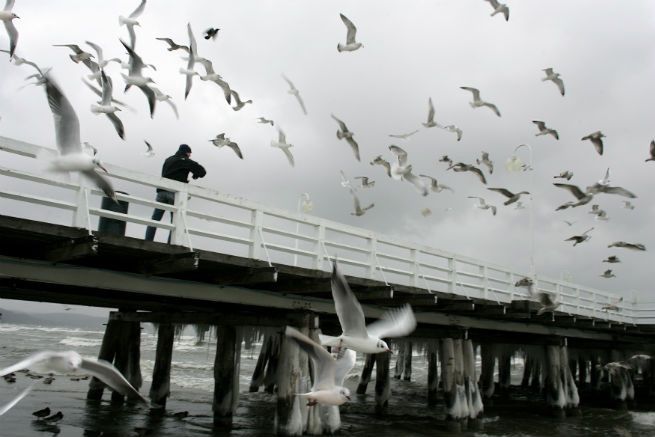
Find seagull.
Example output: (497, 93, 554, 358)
(388, 130, 419, 140)
(449, 162, 487, 185)
(0, 351, 147, 405)
(281, 74, 306, 114)
(422, 97, 440, 128)
(419, 175, 453, 193)
(350, 190, 374, 216)
(603, 255, 620, 263)
(421, 208, 432, 217)
(608, 241, 646, 251)
(460, 87, 501, 117)
(564, 227, 594, 246)
(271, 128, 294, 167)
(91, 70, 125, 140)
(598, 167, 611, 186)
(600, 269, 616, 279)
(476, 151, 494, 174)
(533, 291, 561, 315)
(284, 326, 354, 406)
(85, 41, 121, 75)
(337, 13, 362, 52)
(581, 131, 605, 156)
(542, 68, 565, 96)
(647, 140, 655, 162)
(553, 183, 594, 210)
(468, 196, 497, 216)
(403, 170, 430, 197)
(119, 0, 147, 49)
(32, 406, 51, 419)
(589, 204, 609, 221)
(143, 140, 154, 157)
(623, 201, 635, 210)
(514, 277, 534, 288)
(354, 176, 375, 188)
(198, 59, 231, 104)
(53, 44, 98, 80)
(210, 133, 243, 159)
(370, 155, 391, 177)
(230, 90, 253, 111)
(532, 121, 559, 140)
(484, 0, 509, 21)
(204, 27, 220, 40)
(82, 78, 132, 111)
(441, 124, 463, 141)
(339, 170, 353, 190)
(0, 0, 19, 58)
(514, 201, 526, 210)
(155, 37, 188, 53)
(319, 262, 416, 353)
(120, 40, 156, 118)
(389, 145, 412, 180)
(585, 182, 636, 199)
(487, 187, 529, 206)
(601, 296, 623, 311)
(439, 155, 453, 167)
(0, 50, 42, 76)
(331, 114, 360, 161)
(83, 141, 98, 156)
(151, 86, 178, 119)
(256, 117, 274, 126)
(43, 73, 116, 202)
(563, 220, 576, 226)
(554, 171, 573, 181)
(180, 23, 198, 100)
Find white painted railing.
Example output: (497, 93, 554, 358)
(1, 136, 653, 325)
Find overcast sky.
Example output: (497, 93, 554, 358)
(1, 0, 654, 316)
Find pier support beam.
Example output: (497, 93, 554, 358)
(463, 339, 483, 419)
(394, 342, 412, 381)
(87, 318, 120, 401)
(249, 333, 273, 392)
(356, 354, 376, 395)
(111, 320, 142, 404)
(213, 325, 242, 428)
(375, 346, 391, 414)
(497, 347, 512, 396)
(544, 344, 579, 414)
(427, 342, 438, 404)
(479, 343, 496, 399)
(149, 323, 175, 408)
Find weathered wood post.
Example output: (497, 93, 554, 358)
(87, 318, 120, 400)
(453, 339, 469, 426)
(108, 318, 142, 404)
(463, 339, 483, 419)
(577, 357, 588, 389)
(543, 342, 579, 416)
(394, 342, 406, 380)
(427, 342, 439, 404)
(560, 344, 580, 411)
(149, 322, 175, 408)
(403, 342, 413, 381)
(249, 333, 273, 392)
(479, 343, 496, 399)
(265, 334, 282, 394)
(497, 347, 512, 396)
(440, 338, 457, 419)
(356, 354, 376, 395)
(522, 354, 534, 388)
(213, 325, 242, 428)
(375, 346, 391, 414)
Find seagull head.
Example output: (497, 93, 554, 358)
(376, 339, 391, 353)
(339, 387, 352, 402)
(92, 158, 109, 174)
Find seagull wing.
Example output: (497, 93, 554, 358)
(0, 382, 36, 416)
(553, 77, 565, 96)
(294, 93, 307, 115)
(4, 20, 18, 58)
(483, 102, 501, 117)
(106, 112, 125, 140)
(532, 120, 546, 131)
(137, 83, 156, 118)
(605, 186, 637, 198)
(0, 351, 54, 377)
(345, 137, 360, 161)
(120, 39, 144, 76)
(85, 41, 104, 64)
(334, 348, 356, 387)
(129, 0, 147, 19)
(469, 165, 487, 184)
(389, 145, 408, 166)
(281, 146, 295, 167)
(591, 137, 603, 155)
(426, 97, 435, 123)
(285, 326, 335, 391)
(487, 187, 514, 198)
(99, 70, 113, 105)
(281, 74, 296, 91)
(331, 114, 348, 132)
(366, 305, 417, 339)
(228, 142, 243, 159)
(404, 172, 429, 196)
(340, 13, 358, 44)
(164, 98, 179, 119)
(460, 86, 481, 101)
(553, 183, 586, 200)
(4, 0, 16, 11)
(650, 140, 655, 158)
(79, 358, 147, 402)
(44, 75, 82, 155)
(331, 262, 368, 337)
(82, 170, 116, 200)
(185, 23, 197, 99)
(144, 140, 153, 153)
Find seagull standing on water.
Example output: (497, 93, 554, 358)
(337, 13, 362, 52)
(332, 114, 360, 161)
(460, 86, 501, 117)
(0, 0, 19, 58)
(319, 262, 416, 353)
(43, 73, 116, 201)
(282, 74, 307, 114)
(542, 68, 565, 96)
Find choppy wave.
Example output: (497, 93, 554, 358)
(59, 337, 103, 348)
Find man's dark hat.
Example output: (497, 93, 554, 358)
(178, 144, 192, 154)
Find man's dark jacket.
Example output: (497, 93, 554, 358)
(158, 151, 207, 193)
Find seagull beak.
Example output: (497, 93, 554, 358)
(345, 395, 351, 401)
(386, 348, 393, 354)
(98, 164, 109, 174)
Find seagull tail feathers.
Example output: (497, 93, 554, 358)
(336, 130, 343, 140)
(318, 334, 341, 347)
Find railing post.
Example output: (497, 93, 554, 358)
(481, 265, 489, 300)
(448, 257, 457, 294)
(575, 288, 580, 314)
(171, 187, 189, 246)
(249, 209, 264, 260)
(314, 223, 325, 271)
(73, 179, 91, 230)
(508, 272, 515, 301)
(368, 236, 377, 280)
(410, 248, 418, 288)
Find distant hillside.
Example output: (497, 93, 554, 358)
(0, 307, 108, 330)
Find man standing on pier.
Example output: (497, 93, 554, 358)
(145, 144, 206, 242)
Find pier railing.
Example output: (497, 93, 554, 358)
(1, 136, 652, 326)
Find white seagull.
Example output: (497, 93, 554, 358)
(449, 162, 487, 185)
(257, 117, 274, 126)
(284, 326, 355, 406)
(155, 37, 188, 53)
(143, 140, 155, 157)
(554, 170, 573, 181)
(354, 176, 375, 188)
(319, 262, 416, 353)
(468, 196, 497, 216)
(181, 23, 198, 100)
(350, 189, 374, 216)
(581, 131, 605, 156)
(271, 128, 294, 167)
(370, 155, 392, 178)
(198, 58, 232, 104)
(43, 73, 116, 201)
(337, 13, 362, 52)
(441, 124, 463, 141)
(487, 187, 529, 205)
(120, 39, 156, 118)
(119, 0, 147, 49)
(388, 130, 419, 140)
(565, 227, 594, 247)
(422, 97, 440, 128)
(419, 175, 453, 193)
(542, 68, 565, 96)
(91, 70, 125, 140)
(460, 86, 501, 117)
(151, 86, 178, 119)
(554, 183, 594, 210)
(282, 74, 306, 114)
(332, 114, 360, 161)
(0, 0, 19, 58)
(230, 90, 253, 111)
(210, 133, 243, 159)
(389, 145, 412, 180)
(532, 120, 559, 140)
(484, 0, 509, 21)
(476, 151, 494, 174)
(85, 41, 121, 77)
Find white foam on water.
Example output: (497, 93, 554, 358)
(59, 337, 103, 348)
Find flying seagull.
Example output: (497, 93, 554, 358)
(419, 175, 453, 193)
(337, 13, 363, 52)
(43, 73, 116, 201)
(0, 50, 42, 76)
(600, 269, 615, 279)
(389, 145, 412, 180)
(565, 227, 594, 246)
(257, 117, 274, 126)
(603, 255, 620, 263)
(533, 290, 561, 315)
(441, 124, 463, 141)
(53, 44, 98, 79)
(319, 262, 416, 353)
(210, 133, 243, 159)
(284, 326, 354, 406)
(581, 131, 605, 156)
(439, 155, 453, 167)
(354, 176, 375, 188)
(647, 140, 655, 162)
(542, 68, 565, 96)
(85, 41, 121, 73)
(181, 23, 198, 100)
(403, 170, 430, 197)
(585, 182, 636, 199)
(0, 0, 20, 58)
(449, 162, 487, 185)
(601, 297, 623, 311)
(271, 128, 294, 167)
(532, 120, 559, 140)
(468, 196, 497, 216)
(331, 114, 360, 161)
(553, 183, 593, 210)
(350, 190, 375, 216)
(91, 70, 125, 140)
(204, 27, 220, 40)
(151, 86, 178, 119)
(155, 37, 189, 53)
(119, 0, 147, 49)
(120, 39, 156, 118)
(484, 0, 509, 21)
(230, 90, 253, 111)
(460, 86, 501, 117)
(198, 58, 232, 104)
(370, 155, 391, 177)
(143, 140, 154, 157)
(487, 187, 529, 205)
(623, 201, 635, 210)
(608, 242, 646, 251)
(281, 74, 307, 114)
(476, 151, 494, 174)
(554, 171, 574, 181)
(388, 130, 419, 140)
(422, 97, 440, 128)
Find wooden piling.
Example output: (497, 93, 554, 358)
(427, 342, 438, 404)
(149, 323, 175, 408)
(453, 339, 469, 421)
(560, 345, 579, 408)
(403, 342, 413, 381)
(249, 333, 272, 392)
(87, 318, 120, 400)
(440, 338, 457, 417)
(497, 348, 512, 396)
(375, 348, 391, 414)
(577, 357, 588, 389)
(213, 325, 241, 428)
(265, 333, 282, 394)
(394, 342, 405, 380)
(522, 355, 533, 388)
(463, 339, 483, 419)
(479, 343, 496, 399)
(106, 319, 142, 404)
(356, 354, 376, 395)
